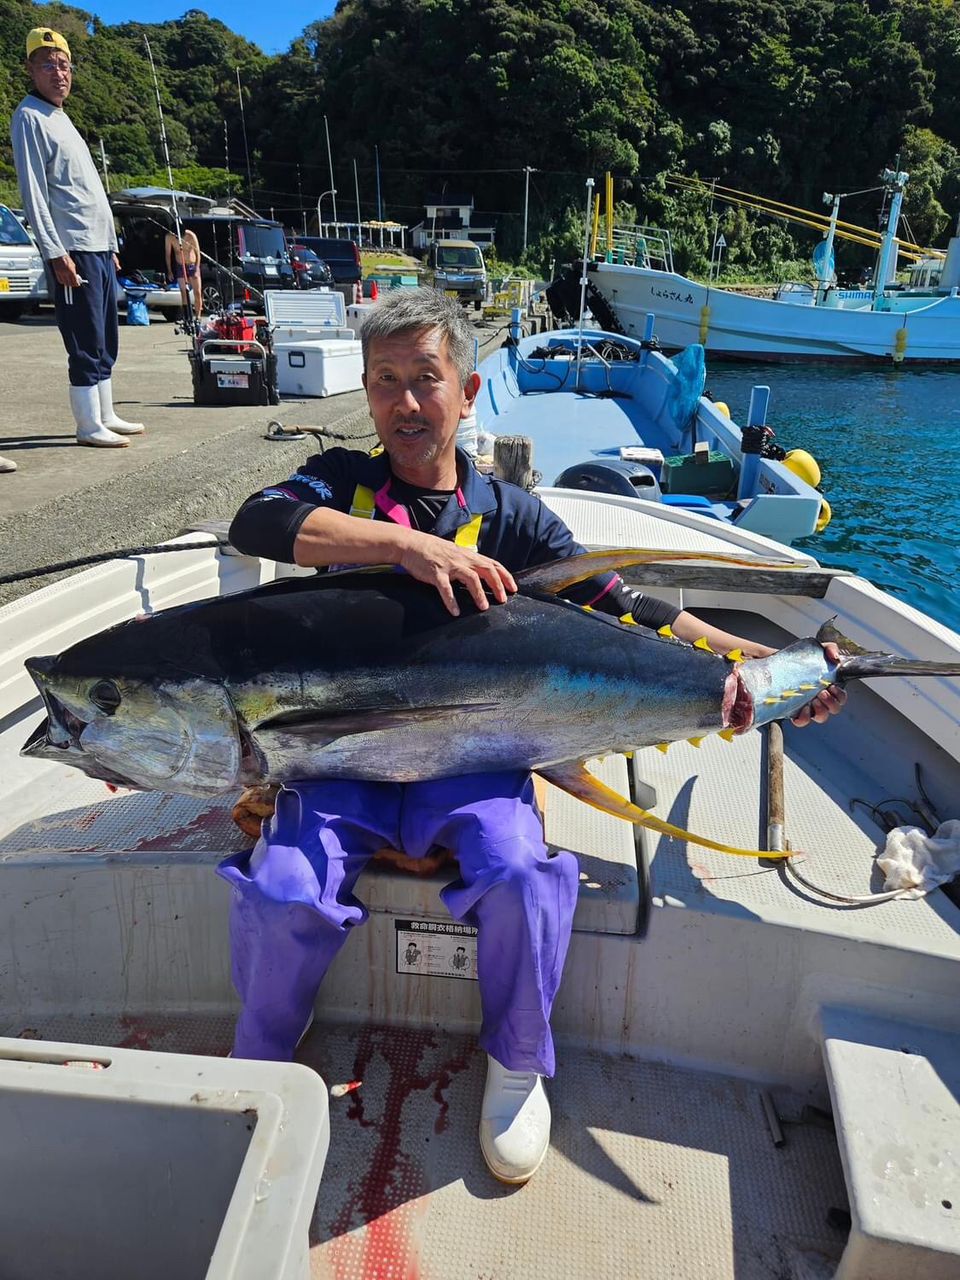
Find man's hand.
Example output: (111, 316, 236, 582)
(50, 254, 82, 288)
(791, 641, 847, 728)
(113, 253, 121, 272)
(398, 535, 517, 617)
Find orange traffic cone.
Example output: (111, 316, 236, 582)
(369, 279, 379, 301)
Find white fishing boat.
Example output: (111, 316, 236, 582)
(1, 495, 959, 1279)
(576, 169, 960, 363)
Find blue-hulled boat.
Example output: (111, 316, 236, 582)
(474, 311, 831, 546)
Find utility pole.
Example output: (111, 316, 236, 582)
(297, 164, 306, 235)
(375, 144, 383, 221)
(324, 115, 338, 229)
(223, 121, 231, 198)
(353, 158, 362, 246)
(522, 165, 537, 254)
(98, 139, 109, 192)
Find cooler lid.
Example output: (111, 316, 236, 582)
(263, 289, 346, 328)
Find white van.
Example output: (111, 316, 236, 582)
(0, 204, 49, 320)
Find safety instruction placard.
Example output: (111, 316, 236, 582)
(395, 919, 478, 981)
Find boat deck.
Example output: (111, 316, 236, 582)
(0, 1010, 848, 1280)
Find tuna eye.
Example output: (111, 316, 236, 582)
(90, 680, 121, 716)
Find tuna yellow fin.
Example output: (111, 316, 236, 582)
(693, 637, 714, 653)
(718, 728, 736, 742)
(687, 736, 704, 747)
(514, 548, 807, 596)
(618, 613, 638, 626)
(537, 761, 787, 859)
(657, 624, 675, 639)
(725, 648, 744, 662)
(654, 742, 670, 753)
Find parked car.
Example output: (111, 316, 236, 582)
(296, 236, 362, 286)
(0, 202, 49, 320)
(111, 197, 296, 315)
(289, 244, 334, 289)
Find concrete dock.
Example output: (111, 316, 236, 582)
(0, 308, 501, 606)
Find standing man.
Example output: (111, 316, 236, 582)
(222, 288, 844, 1184)
(10, 27, 146, 448)
(164, 225, 202, 321)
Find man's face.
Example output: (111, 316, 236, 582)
(27, 51, 72, 106)
(363, 326, 479, 484)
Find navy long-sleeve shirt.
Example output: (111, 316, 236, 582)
(230, 446, 680, 630)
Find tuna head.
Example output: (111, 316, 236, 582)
(21, 656, 243, 795)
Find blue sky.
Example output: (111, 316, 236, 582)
(84, 2, 337, 55)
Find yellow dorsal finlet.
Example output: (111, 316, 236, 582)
(687, 736, 704, 747)
(693, 637, 714, 653)
(718, 728, 736, 742)
(657, 624, 675, 639)
(725, 648, 744, 662)
(654, 742, 670, 753)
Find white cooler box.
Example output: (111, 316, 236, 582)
(276, 338, 364, 398)
(345, 302, 376, 334)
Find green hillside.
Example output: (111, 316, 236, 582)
(4, 1, 960, 278)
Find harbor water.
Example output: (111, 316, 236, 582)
(704, 362, 960, 635)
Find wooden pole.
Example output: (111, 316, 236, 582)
(493, 436, 535, 490)
(766, 721, 785, 855)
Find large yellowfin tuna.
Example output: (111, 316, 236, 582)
(21, 552, 960, 852)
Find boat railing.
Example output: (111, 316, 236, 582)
(603, 224, 674, 273)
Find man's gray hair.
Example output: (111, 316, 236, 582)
(360, 287, 475, 386)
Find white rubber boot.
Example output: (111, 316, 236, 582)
(97, 378, 145, 435)
(71, 385, 128, 447)
(0, 455, 17, 472)
(479, 1054, 551, 1183)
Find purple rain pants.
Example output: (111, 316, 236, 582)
(217, 772, 579, 1075)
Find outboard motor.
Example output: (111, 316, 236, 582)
(554, 459, 662, 501)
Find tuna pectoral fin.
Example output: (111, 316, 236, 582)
(517, 549, 805, 596)
(257, 703, 500, 741)
(539, 760, 785, 860)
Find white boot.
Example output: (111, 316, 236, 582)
(70, 385, 128, 448)
(0, 455, 16, 472)
(97, 378, 145, 435)
(479, 1054, 551, 1183)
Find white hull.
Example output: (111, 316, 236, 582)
(591, 261, 960, 362)
(2, 512, 960, 1277)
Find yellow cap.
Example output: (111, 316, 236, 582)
(26, 28, 71, 60)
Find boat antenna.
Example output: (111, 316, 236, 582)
(575, 176, 595, 392)
(143, 35, 195, 332)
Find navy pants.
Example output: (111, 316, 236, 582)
(218, 773, 580, 1074)
(51, 250, 118, 387)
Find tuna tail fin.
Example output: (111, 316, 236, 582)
(840, 654, 960, 681)
(516, 548, 806, 596)
(538, 760, 786, 859)
(817, 619, 960, 682)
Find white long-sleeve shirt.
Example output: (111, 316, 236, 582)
(10, 93, 118, 261)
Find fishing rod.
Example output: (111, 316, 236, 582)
(143, 35, 198, 334)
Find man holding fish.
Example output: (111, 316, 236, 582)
(223, 289, 844, 1183)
